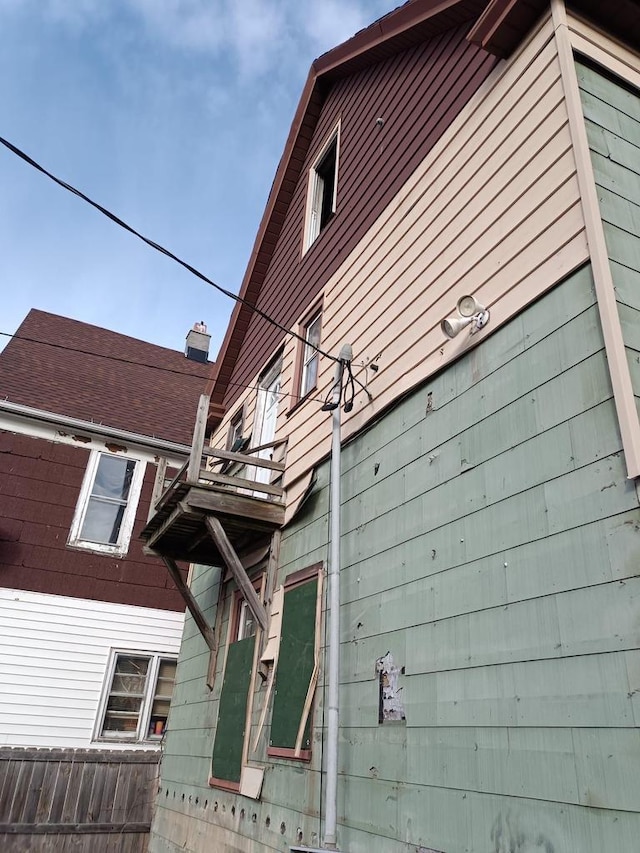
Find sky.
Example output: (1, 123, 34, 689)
(0, 0, 392, 360)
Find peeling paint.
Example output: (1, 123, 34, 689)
(71, 434, 91, 444)
(375, 651, 405, 722)
(105, 442, 127, 453)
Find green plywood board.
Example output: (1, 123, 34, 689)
(270, 578, 318, 750)
(211, 636, 254, 783)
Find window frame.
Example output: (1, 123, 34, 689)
(300, 311, 322, 399)
(267, 563, 322, 762)
(68, 449, 146, 557)
(303, 121, 341, 252)
(93, 649, 177, 744)
(226, 406, 246, 452)
(289, 301, 323, 415)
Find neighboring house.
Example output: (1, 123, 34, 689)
(0, 309, 211, 850)
(145, 1, 640, 851)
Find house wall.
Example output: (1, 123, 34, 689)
(577, 60, 640, 411)
(210, 12, 590, 512)
(0, 429, 185, 610)
(151, 263, 640, 852)
(223, 21, 499, 412)
(0, 588, 184, 749)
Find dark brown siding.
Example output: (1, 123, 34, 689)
(222, 22, 498, 409)
(0, 431, 185, 611)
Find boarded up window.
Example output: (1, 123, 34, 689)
(269, 574, 318, 757)
(211, 636, 254, 785)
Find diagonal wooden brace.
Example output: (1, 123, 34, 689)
(205, 516, 268, 633)
(161, 556, 217, 652)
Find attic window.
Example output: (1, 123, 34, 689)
(304, 124, 340, 251)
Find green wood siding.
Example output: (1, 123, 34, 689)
(578, 60, 640, 414)
(150, 261, 640, 851)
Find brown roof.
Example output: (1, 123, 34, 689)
(0, 309, 212, 446)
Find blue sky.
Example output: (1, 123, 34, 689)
(0, 0, 391, 358)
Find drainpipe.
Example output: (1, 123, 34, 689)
(323, 344, 351, 850)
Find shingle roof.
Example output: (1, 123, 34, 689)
(0, 309, 212, 446)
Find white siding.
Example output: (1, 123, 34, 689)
(0, 588, 184, 749)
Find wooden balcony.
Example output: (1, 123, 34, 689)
(140, 396, 286, 652)
(141, 399, 285, 568)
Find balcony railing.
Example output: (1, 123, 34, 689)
(141, 394, 286, 568)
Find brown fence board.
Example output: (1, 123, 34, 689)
(0, 749, 157, 853)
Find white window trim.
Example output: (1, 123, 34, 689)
(303, 120, 341, 253)
(93, 649, 177, 744)
(300, 310, 322, 398)
(68, 449, 146, 557)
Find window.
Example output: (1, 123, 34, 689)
(268, 564, 322, 761)
(95, 652, 177, 742)
(304, 124, 340, 250)
(300, 311, 322, 398)
(69, 450, 145, 556)
(226, 407, 246, 452)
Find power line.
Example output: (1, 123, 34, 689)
(0, 329, 331, 408)
(0, 134, 338, 364)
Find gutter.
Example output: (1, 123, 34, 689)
(0, 399, 192, 458)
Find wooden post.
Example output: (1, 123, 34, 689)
(161, 556, 216, 652)
(187, 394, 210, 484)
(148, 457, 167, 521)
(205, 516, 268, 632)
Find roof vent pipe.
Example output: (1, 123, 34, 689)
(185, 321, 210, 363)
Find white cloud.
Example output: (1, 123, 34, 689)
(228, 0, 286, 77)
(128, 0, 228, 52)
(302, 0, 372, 54)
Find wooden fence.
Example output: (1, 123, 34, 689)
(0, 747, 160, 852)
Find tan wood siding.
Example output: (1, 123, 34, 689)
(278, 12, 588, 498)
(222, 22, 499, 411)
(209, 15, 590, 510)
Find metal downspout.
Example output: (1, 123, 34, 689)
(323, 345, 350, 850)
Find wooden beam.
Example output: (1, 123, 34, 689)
(197, 469, 285, 497)
(205, 516, 268, 632)
(144, 505, 185, 550)
(161, 556, 217, 652)
(187, 393, 210, 483)
(203, 445, 285, 472)
(185, 487, 285, 527)
(148, 457, 167, 521)
(157, 459, 188, 506)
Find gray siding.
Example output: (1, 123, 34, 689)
(151, 263, 640, 852)
(579, 61, 640, 414)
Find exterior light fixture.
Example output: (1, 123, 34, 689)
(441, 295, 490, 339)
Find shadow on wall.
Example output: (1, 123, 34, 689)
(491, 811, 556, 853)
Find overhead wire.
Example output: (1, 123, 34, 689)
(0, 329, 332, 409)
(0, 134, 339, 364)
